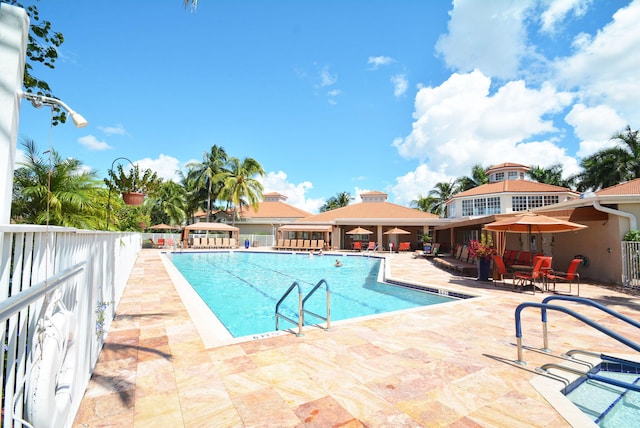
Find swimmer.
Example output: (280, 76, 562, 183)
(334, 259, 342, 267)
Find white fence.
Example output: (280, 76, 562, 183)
(622, 241, 640, 289)
(0, 225, 141, 428)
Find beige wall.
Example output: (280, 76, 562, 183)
(551, 219, 622, 285)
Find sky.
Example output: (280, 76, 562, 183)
(14, 0, 640, 213)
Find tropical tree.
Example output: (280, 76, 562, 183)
(527, 163, 574, 188)
(319, 192, 352, 212)
(11, 138, 105, 228)
(428, 180, 457, 217)
(411, 195, 440, 214)
(455, 164, 488, 192)
(219, 157, 265, 226)
(186, 145, 228, 222)
(148, 180, 187, 226)
(574, 125, 640, 191)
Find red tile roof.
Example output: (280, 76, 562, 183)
(596, 178, 640, 196)
(454, 180, 576, 198)
(299, 201, 438, 222)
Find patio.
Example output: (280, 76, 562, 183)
(73, 249, 640, 427)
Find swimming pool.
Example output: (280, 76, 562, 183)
(167, 251, 465, 338)
(565, 363, 640, 426)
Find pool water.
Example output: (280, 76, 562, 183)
(168, 252, 458, 337)
(565, 369, 640, 427)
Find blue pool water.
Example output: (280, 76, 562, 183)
(565, 367, 640, 427)
(168, 251, 461, 337)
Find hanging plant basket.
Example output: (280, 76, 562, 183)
(122, 192, 145, 206)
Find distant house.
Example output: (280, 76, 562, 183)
(193, 192, 311, 238)
(280, 191, 446, 251)
(446, 163, 579, 218)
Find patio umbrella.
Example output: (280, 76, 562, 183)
(383, 227, 411, 235)
(484, 212, 587, 252)
(346, 227, 373, 235)
(484, 212, 587, 234)
(148, 223, 176, 230)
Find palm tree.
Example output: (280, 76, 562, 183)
(319, 191, 352, 212)
(574, 126, 640, 191)
(11, 138, 105, 228)
(527, 163, 574, 188)
(219, 157, 265, 226)
(455, 164, 488, 192)
(148, 180, 187, 226)
(428, 180, 457, 217)
(186, 145, 228, 222)
(411, 195, 439, 214)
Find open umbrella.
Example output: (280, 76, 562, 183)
(484, 212, 587, 234)
(346, 227, 373, 235)
(383, 227, 410, 235)
(484, 212, 587, 253)
(148, 223, 176, 230)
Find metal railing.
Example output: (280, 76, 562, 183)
(514, 297, 640, 365)
(275, 279, 332, 336)
(1, 224, 141, 428)
(622, 240, 640, 288)
(302, 279, 331, 331)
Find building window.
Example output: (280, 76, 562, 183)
(462, 200, 474, 216)
(494, 172, 504, 182)
(487, 197, 501, 214)
(508, 171, 519, 180)
(448, 202, 456, 218)
(512, 195, 561, 211)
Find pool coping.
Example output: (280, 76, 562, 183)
(160, 250, 483, 349)
(530, 352, 640, 427)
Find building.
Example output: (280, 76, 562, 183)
(280, 191, 447, 251)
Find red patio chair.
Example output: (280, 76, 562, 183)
(492, 255, 515, 288)
(546, 258, 581, 295)
(514, 256, 552, 294)
(353, 241, 362, 251)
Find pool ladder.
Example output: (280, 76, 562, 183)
(275, 279, 331, 337)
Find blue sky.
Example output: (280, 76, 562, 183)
(15, 0, 639, 213)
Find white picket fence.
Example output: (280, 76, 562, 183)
(0, 224, 141, 428)
(622, 241, 640, 289)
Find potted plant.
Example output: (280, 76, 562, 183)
(469, 235, 496, 281)
(105, 164, 160, 206)
(421, 233, 433, 251)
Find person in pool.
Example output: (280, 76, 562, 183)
(334, 259, 342, 267)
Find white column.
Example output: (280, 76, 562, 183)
(0, 4, 29, 223)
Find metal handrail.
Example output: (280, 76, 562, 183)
(542, 295, 640, 329)
(537, 363, 640, 393)
(302, 279, 331, 331)
(514, 301, 640, 365)
(565, 349, 640, 370)
(275, 281, 304, 336)
(0, 262, 86, 323)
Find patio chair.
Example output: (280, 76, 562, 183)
(365, 241, 376, 252)
(503, 249, 519, 266)
(492, 255, 515, 288)
(398, 242, 411, 252)
(514, 256, 552, 294)
(353, 241, 362, 251)
(546, 258, 581, 296)
(157, 238, 165, 248)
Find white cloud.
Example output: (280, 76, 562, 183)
(135, 154, 182, 183)
(553, 1, 640, 126)
(390, 70, 578, 204)
(391, 74, 408, 97)
(565, 103, 626, 157)
(540, 0, 592, 34)
(78, 135, 112, 151)
(318, 66, 337, 87)
(260, 171, 324, 213)
(435, 0, 535, 79)
(98, 124, 128, 136)
(367, 55, 394, 69)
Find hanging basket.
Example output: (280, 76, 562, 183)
(122, 192, 144, 206)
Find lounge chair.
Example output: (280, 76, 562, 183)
(353, 242, 362, 251)
(398, 242, 411, 252)
(302, 239, 311, 250)
(309, 240, 318, 250)
(274, 239, 284, 250)
(546, 258, 581, 295)
(222, 238, 230, 248)
(317, 239, 325, 251)
(230, 238, 237, 248)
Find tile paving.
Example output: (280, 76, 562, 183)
(73, 249, 640, 427)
